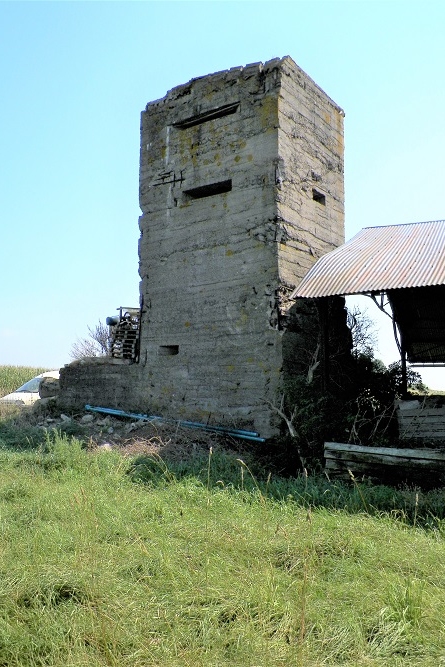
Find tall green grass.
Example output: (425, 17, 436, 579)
(129, 449, 445, 530)
(0, 433, 443, 666)
(0, 365, 48, 397)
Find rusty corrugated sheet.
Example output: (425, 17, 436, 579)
(292, 220, 445, 298)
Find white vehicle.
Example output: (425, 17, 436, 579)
(0, 370, 60, 406)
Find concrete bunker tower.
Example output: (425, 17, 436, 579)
(137, 56, 344, 437)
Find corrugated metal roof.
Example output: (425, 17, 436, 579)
(292, 220, 445, 298)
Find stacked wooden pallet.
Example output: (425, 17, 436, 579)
(324, 441, 445, 488)
(110, 311, 140, 361)
(397, 398, 445, 441)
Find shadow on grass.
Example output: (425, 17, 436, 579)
(0, 420, 47, 450)
(127, 449, 445, 531)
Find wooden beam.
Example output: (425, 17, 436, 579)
(318, 298, 330, 392)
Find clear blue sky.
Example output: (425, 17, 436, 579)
(1, 1, 445, 386)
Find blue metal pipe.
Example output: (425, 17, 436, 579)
(170, 419, 260, 437)
(84, 405, 265, 442)
(85, 405, 157, 421)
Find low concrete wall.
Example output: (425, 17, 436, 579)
(59, 359, 141, 413)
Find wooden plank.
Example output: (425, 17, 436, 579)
(400, 431, 445, 439)
(399, 434, 445, 440)
(400, 433, 445, 439)
(324, 442, 445, 460)
(324, 449, 445, 470)
(323, 441, 445, 487)
(324, 450, 445, 466)
(398, 411, 445, 419)
(397, 408, 445, 418)
(398, 426, 445, 432)
(399, 431, 445, 438)
(398, 425, 445, 434)
(326, 459, 416, 476)
(324, 458, 443, 483)
(399, 425, 445, 432)
(398, 427, 445, 434)
(398, 416, 445, 426)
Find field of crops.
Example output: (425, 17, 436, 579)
(0, 365, 48, 398)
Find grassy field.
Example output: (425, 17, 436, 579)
(0, 365, 48, 398)
(0, 426, 443, 666)
(0, 365, 444, 665)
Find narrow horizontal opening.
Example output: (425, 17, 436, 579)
(173, 103, 240, 129)
(312, 189, 326, 205)
(184, 180, 232, 199)
(158, 345, 179, 356)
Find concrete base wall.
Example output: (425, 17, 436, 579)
(59, 359, 141, 412)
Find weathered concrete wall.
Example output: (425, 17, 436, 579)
(59, 359, 141, 411)
(274, 59, 345, 388)
(60, 56, 345, 439)
(276, 58, 344, 300)
(136, 56, 344, 437)
(137, 60, 284, 435)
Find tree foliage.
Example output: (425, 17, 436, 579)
(70, 321, 112, 360)
(281, 303, 429, 465)
(347, 304, 378, 358)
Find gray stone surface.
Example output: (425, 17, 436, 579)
(39, 377, 60, 399)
